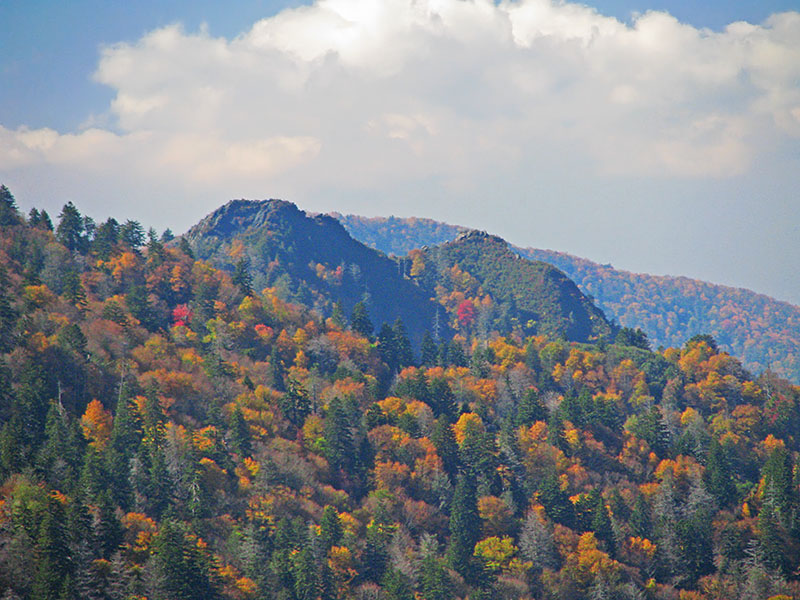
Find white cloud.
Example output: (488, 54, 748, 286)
(1, 0, 799, 227)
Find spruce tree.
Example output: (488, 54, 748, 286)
(232, 256, 254, 296)
(420, 331, 438, 367)
(350, 301, 373, 339)
(392, 318, 414, 368)
(431, 417, 459, 480)
(0, 266, 17, 353)
(32, 499, 71, 600)
(229, 406, 252, 457)
(515, 387, 547, 427)
(56, 202, 86, 253)
(419, 554, 452, 600)
(319, 506, 342, 552)
(0, 184, 20, 226)
(705, 438, 736, 507)
(447, 474, 480, 576)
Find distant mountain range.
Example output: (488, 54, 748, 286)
(336, 214, 800, 383)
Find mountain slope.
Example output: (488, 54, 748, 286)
(7, 192, 800, 600)
(410, 230, 612, 342)
(184, 199, 443, 345)
(335, 213, 800, 382)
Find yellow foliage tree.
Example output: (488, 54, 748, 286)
(80, 399, 112, 450)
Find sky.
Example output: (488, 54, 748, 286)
(1, 0, 800, 304)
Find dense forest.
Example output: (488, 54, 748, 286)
(336, 214, 800, 384)
(3, 187, 800, 600)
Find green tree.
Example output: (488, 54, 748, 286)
(92, 217, 120, 259)
(106, 391, 142, 510)
(56, 202, 87, 253)
(515, 387, 547, 427)
(704, 438, 736, 507)
(429, 377, 456, 421)
(421, 331, 438, 367)
(431, 417, 459, 479)
(0, 184, 21, 226)
(0, 266, 17, 352)
(539, 473, 574, 528)
(31, 498, 71, 600)
(350, 301, 374, 339)
(319, 505, 343, 553)
(382, 568, 414, 600)
(323, 397, 354, 475)
(151, 520, 220, 600)
(120, 220, 145, 251)
(232, 256, 254, 296)
(392, 318, 414, 368)
(419, 554, 452, 600)
(629, 494, 652, 539)
(292, 547, 321, 600)
(447, 474, 480, 577)
(615, 327, 650, 350)
(229, 406, 252, 457)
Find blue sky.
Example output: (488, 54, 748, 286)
(2, 0, 800, 304)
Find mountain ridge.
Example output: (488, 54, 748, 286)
(185, 199, 613, 347)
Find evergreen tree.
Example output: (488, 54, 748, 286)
(280, 378, 310, 428)
(629, 494, 652, 539)
(293, 547, 321, 600)
(146, 228, 166, 265)
(178, 237, 195, 258)
(539, 473, 574, 528)
(590, 490, 615, 554)
(37, 400, 82, 491)
(675, 510, 714, 587)
(319, 505, 343, 553)
(362, 519, 392, 583)
(96, 491, 123, 559)
(126, 283, 156, 331)
(0, 184, 21, 226)
(270, 347, 286, 392)
(377, 323, 398, 372)
(0, 266, 18, 353)
(447, 474, 480, 577)
(330, 302, 346, 328)
(350, 301, 374, 339)
(151, 520, 219, 600)
(107, 392, 141, 510)
(615, 327, 650, 350)
(420, 331, 438, 367)
(229, 406, 252, 457)
(419, 554, 452, 600)
(392, 318, 414, 368)
(232, 256, 254, 296)
(382, 568, 414, 600)
(28, 208, 44, 229)
(56, 202, 87, 253)
(32, 498, 71, 600)
(92, 218, 120, 259)
(429, 377, 456, 421)
(323, 397, 354, 475)
(431, 417, 459, 479)
(515, 387, 547, 427)
(705, 438, 736, 507)
(119, 220, 145, 251)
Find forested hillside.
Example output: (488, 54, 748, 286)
(403, 231, 612, 343)
(336, 214, 800, 383)
(184, 199, 443, 348)
(3, 187, 800, 599)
